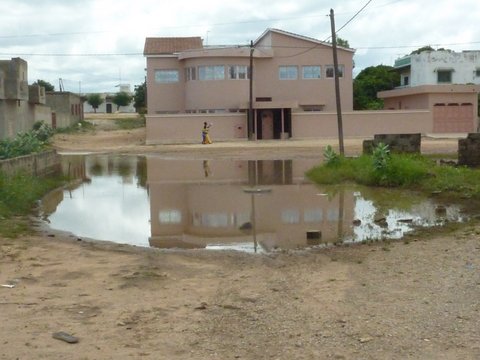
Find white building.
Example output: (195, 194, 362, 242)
(395, 50, 480, 87)
(83, 84, 136, 113)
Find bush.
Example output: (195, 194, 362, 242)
(309, 144, 434, 188)
(0, 122, 54, 160)
(307, 146, 480, 198)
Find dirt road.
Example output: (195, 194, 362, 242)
(0, 123, 478, 359)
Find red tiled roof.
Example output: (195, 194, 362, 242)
(143, 37, 203, 55)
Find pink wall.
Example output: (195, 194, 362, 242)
(146, 57, 185, 113)
(146, 110, 432, 144)
(254, 31, 354, 111)
(291, 110, 432, 138)
(146, 113, 246, 144)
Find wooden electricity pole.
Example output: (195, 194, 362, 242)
(329, 8, 345, 155)
(248, 40, 254, 140)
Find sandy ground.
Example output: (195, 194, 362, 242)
(1, 120, 479, 359)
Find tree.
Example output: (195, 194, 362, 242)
(336, 37, 350, 48)
(133, 81, 146, 113)
(353, 65, 400, 110)
(112, 91, 132, 111)
(86, 94, 104, 113)
(32, 79, 54, 91)
(410, 46, 434, 55)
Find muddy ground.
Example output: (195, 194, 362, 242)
(1, 118, 479, 359)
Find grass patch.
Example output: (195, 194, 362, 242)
(55, 120, 95, 134)
(114, 116, 146, 130)
(307, 146, 480, 199)
(0, 171, 65, 238)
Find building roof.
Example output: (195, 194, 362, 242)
(254, 28, 355, 53)
(144, 37, 203, 55)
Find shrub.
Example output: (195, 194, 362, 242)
(0, 122, 54, 160)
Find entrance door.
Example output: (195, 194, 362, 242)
(106, 103, 112, 114)
(261, 110, 274, 139)
(433, 103, 474, 133)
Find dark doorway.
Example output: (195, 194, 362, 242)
(256, 108, 292, 139)
(106, 103, 112, 113)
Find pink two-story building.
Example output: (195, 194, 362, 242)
(144, 28, 354, 144)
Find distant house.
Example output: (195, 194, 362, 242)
(0, 57, 52, 140)
(378, 50, 480, 133)
(144, 28, 355, 143)
(83, 84, 136, 113)
(46, 92, 83, 128)
(393, 50, 480, 87)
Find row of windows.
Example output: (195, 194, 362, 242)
(158, 208, 340, 226)
(279, 65, 344, 80)
(402, 68, 480, 86)
(154, 64, 345, 83)
(155, 65, 250, 83)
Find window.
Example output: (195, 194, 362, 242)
(402, 75, 409, 86)
(304, 209, 323, 223)
(279, 66, 298, 80)
(301, 105, 324, 111)
(281, 209, 300, 224)
(198, 65, 225, 80)
(437, 70, 452, 83)
(185, 67, 196, 81)
(228, 65, 249, 79)
(159, 210, 182, 224)
(302, 66, 321, 79)
(325, 65, 344, 78)
(475, 69, 480, 77)
(155, 69, 179, 83)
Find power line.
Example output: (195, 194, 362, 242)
(2, 39, 480, 58)
(0, 0, 402, 40)
(335, 0, 373, 34)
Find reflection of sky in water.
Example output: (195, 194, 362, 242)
(48, 176, 150, 247)
(350, 193, 466, 243)
(45, 155, 470, 252)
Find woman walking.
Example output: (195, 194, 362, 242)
(202, 122, 212, 144)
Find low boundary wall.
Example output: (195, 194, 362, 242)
(458, 133, 480, 166)
(146, 110, 432, 144)
(363, 133, 422, 154)
(0, 150, 61, 177)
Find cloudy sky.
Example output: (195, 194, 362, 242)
(1, 0, 479, 93)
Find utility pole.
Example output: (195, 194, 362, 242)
(248, 40, 254, 140)
(329, 8, 345, 155)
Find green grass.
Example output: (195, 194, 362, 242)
(0, 172, 65, 238)
(307, 152, 480, 199)
(114, 116, 146, 130)
(54, 120, 95, 134)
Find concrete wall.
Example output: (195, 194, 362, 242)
(291, 110, 432, 139)
(146, 110, 432, 144)
(0, 58, 55, 140)
(46, 92, 83, 128)
(363, 133, 421, 154)
(0, 100, 52, 139)
(0, 150, 60, 176)
(146, 113, 247, 144)
(458, 133, 480, 166)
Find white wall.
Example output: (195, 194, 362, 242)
(411, 51, 480, 86)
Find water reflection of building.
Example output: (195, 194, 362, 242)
(58, 154, 147, 187)
(147, 158, 355, 251)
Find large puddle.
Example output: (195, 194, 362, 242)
(41, 154, 471, 253)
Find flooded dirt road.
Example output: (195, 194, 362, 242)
(1, 123, 479, 359)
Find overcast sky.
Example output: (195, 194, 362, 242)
(1, 0, 479, 94)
